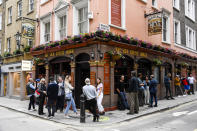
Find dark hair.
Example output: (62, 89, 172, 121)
(138, 73, 142, 77)
(131, 71, 136, 77)
(97, 77, 102, 84)
(49, 76, 54, 82)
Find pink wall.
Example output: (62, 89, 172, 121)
(36, 0, 196, 57)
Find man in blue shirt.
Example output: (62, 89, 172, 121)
(149, 75, 158, 107)
(26, 78, 36, 111)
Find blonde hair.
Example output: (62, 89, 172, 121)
(40, 78, 45, 83)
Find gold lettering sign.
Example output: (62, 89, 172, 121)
(45, 53, 48, 57)
(66, 49, 74, 54)
(56, 51, 64, 56)
(140, 52, 147, 57)
(123, 49, 129, 54)
(49, 52, 55, 57)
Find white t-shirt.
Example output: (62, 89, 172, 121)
(97, 83, 103, 95)
(188, 77, 195, 84)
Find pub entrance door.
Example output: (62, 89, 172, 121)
(75, 53, 90, 107)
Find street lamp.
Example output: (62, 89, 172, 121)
(90, 52, 95, 59)
(70, 53, 74, 61)
(15, 31, 23, 50)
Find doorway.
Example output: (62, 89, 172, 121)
(75, 53, 90, 107)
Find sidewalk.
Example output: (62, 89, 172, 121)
(0, 94, 197, 127)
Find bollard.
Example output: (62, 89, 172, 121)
(80, 94, 86, 123)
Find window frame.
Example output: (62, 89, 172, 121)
(109, 0, 126, 30)
(7, 38, 11, 53)
(152, 0, 157, 8)
(185, 25, 196, 50)
(78, 6, 88, 34)
(162, 13, 171, 44)
(173, 19, 181, 44)
(44, 22, 50, 43)
(173, 0, 180, 10)
(185, 0, 195, 21)
(17, 0, 22, 18)
(59, 15, 67, 40)
(8, 7, 12, 24)
(29, 0, 34, 12)
(0, 13, 2, 30)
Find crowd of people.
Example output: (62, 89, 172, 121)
(26, 75, 104, 122)
(117, 72, 196, 114)
(25, 71, 196, 122)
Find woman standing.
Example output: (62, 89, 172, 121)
(96, 78, 105, 115)
(64, 75, 77, 118)
(143, 76, 150, 105)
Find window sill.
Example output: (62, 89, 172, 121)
(162, 41, 171, 45)
(16, 17, 22, 21)
(137, 0, 147, 4)
(40, 0, 52, 6)
(109, 24, 126, 31)
(185, 15, 195, 23)
(7, 23, 12, 26)
(152, 6, 159, 11)
(175, 43, 197, 54)
(27, 10, 34, 15)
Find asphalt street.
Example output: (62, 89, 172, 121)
(100, 100, 197, 131)
(1, 100, 197, 131)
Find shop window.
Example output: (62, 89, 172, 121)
(162, 13, 170, 43)
(154, 66, 160, 83)
(137, 58, 152, 80)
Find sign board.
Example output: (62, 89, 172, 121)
(111, 0, 121, 27)
(22, 60, 32, 71)
(148, 13, 162, 36)
(22, 22, 35, 38)
(99, 24, 110, 32)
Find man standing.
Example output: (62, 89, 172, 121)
(149, 75, 158, 107)
(116, 75, 129, 110)
(138, 73, 145, 106)
(188, 74, 196, 95)
(127, 71, 139, 115)
(164, 73, 174, 100)
(47, 77, 59, 118)
(83, 78, 99, 122)
(56, 76, 65, 112)
(26, 78, 36, 111)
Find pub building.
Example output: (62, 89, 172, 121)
(31, 31, 197, 110)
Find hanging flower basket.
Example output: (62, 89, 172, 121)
(181, 62, 189, 68)
(112, 54, 122, 61)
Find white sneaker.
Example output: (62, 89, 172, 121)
(183, 95, 187, 97)
(65, 115, 70, 119)
(178, 95, 181, 97)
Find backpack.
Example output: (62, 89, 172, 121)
(26, 83, 31, 95)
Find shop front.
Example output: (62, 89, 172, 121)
(31, 31, 197, 110)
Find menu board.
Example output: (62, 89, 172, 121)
(111, 0, 121, 27)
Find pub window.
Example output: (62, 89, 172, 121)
(152, 0, 157, 8)
(78, 7, 88, 34)
(29, 0, 34, 12)
(109, 0, 126, 29)
(173, 19, 180, 44)
(162, 14, 170, 43)
(17, 1, 22, 18)
(59, 15, 67, 40)
(8, 7, 12, 24)
(44, 22, 50, 42)
(7, 38, 11, 53)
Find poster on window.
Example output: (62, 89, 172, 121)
(111, 0, 121, 27)
(148, 13, 162, 36)
(21, 22, 35, 38)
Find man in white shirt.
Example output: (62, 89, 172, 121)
(188, 74, 196, 95)
(83, 78, 99, 122)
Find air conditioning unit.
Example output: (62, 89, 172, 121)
(88, 12, 93, 19)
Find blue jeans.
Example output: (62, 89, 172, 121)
(119, 92, 129, 109)
(64, 93, 77, 114)
(150, 92, 157, 106)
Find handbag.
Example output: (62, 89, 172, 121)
(34, 90, 40, 98)
(65, 94, 71, 101)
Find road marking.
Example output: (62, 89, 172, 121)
(188, 110, 197, 115)
(111, 129, 120, 131)
(172, 111, 189, 117)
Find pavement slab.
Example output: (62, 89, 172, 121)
(0, 93, 197, 127)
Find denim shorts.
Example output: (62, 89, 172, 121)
(184, 85, 190, 90)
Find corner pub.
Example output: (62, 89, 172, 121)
(31, 31, 197, 110)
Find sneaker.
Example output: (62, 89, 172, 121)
(183, 95, 187, 97)
(65, 115, 70, 119)
(33, 109, 37, 111)
(127, 112, 134, 115)
(178, 95, 181, 97)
